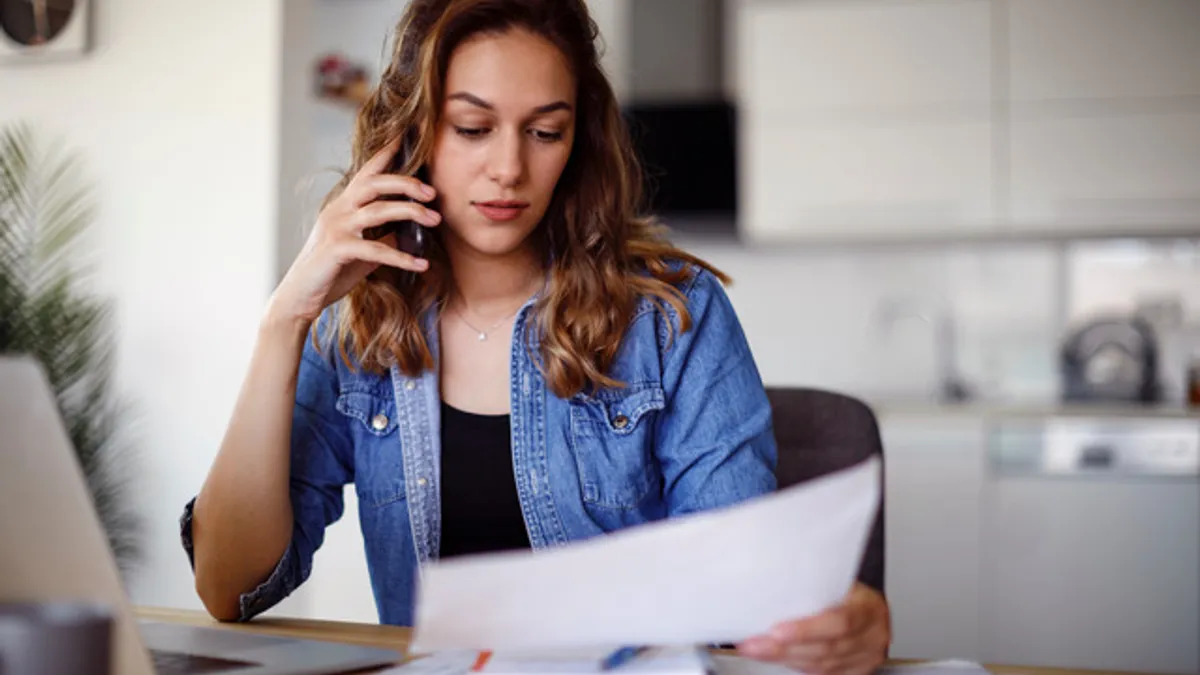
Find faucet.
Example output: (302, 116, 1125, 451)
(873, 297, 973, 403)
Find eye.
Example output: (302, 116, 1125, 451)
(530, 129, 564, 143)
(454, 126, 489, 139)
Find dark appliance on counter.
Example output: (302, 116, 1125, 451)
(622, 100, 738, 235)
(1060, 314, 1161, 403)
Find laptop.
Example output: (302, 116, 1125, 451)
(0, 356, 404, 674)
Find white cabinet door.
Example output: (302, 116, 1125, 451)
(980, 420, 1200, 673)
(881, 415, 987, 661)
(1007, 0, 1200, 102)
(735, 0, 995, 241)
(1008, 111, 1200, 232)
(1006, 0, 1200, 232)
(737, 0, 993, 114)
(740, 119, 995, 240)
(981, 478, 1200, 673)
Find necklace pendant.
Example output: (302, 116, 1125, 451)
(478, 332, 487, 342)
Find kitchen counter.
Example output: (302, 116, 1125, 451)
(866, 399, 1200, 421)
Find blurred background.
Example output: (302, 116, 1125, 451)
(1, 0, 1198, 673)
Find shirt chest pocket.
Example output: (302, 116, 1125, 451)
(569, 383, 665, 509)
(336, 390, 407, 509)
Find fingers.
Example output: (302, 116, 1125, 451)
(335, 239, 430, 273)
(739, 637, 880, 675)
(350, 199, 441, 232)
(738, 637, 826, 675)
(738, 635, 834, 664)
(356, 137, 403, 178)
(738, 598, 890, 675)
(736, 636, 785, 661)
(769, 586, 883, 645)
(347, 173, 437, 208)
(771, 608, 853, 643)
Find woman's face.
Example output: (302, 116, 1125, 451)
(428, 27, 577, 260)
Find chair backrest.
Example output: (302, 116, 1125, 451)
(765, 387, 886, 594)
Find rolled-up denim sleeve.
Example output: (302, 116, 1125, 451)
(179, 317, 354, 621)
(653, 268, 778, 515)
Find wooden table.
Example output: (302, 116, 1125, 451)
(134, 606, 1149, 675)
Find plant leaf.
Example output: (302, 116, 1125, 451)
(0, 120, 142, 577)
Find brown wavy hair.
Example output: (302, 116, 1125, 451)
(323, 0, 729, 398)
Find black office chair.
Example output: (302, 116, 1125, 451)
(765, 387, 886, 595)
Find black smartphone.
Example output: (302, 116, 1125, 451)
(364, 136, 431, 280)
(393, 214, 427, 260)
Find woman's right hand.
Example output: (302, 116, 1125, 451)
(268, 138, 441, 327)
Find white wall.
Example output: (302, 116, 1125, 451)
(673, 239, 1065, 403)
(0, 0, 315, 617)
(278, 0, 318, 283)
(586, 0, 632, 101)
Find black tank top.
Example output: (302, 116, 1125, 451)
(438, 401, 531, 559)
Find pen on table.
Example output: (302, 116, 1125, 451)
(601, 646, 651, 671)
(470, 650, 493, 672)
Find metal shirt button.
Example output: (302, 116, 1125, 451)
(371, 413, 389, 431)
(612, 414, 629, 430)
(417, 477, 428, 487)
(405, 381, 416, 390)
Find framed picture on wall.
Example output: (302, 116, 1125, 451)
(0, 0, 92, 63)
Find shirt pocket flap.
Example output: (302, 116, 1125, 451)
(569, 383, 665, 509)
(571, 383, 665, 438)
(335, 389, 406, 508)
(335, 390, 398, 437)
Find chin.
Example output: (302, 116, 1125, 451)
(453, 223, 539, 257)
(444, 210, 542, 257)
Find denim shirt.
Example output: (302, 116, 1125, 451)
(179, 265, 778, 626)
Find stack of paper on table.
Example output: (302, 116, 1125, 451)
(383, 652, 994, 675)
(706, 656, 994, 675)
(384, 646, 714, 675)
(408, 456, 882, 654)
(484, 646, 714, 675)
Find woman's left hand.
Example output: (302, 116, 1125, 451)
(735, 583, 891, 675)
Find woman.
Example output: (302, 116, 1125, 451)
(182, 1, 890, 672)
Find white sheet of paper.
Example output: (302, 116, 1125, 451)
(408, 456, 880, 653)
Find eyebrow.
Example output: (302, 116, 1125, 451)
(447, 91, 572, 115)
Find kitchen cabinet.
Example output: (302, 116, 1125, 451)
(1007, 112, 1200, 232)
(741, 118, 995, 241)
(882, 410, 1199, 671)
(1006, 0, 1200, 103)
(880, 415, 987, 662)
(735, 0, 995, 242)
(979, 417, 1200, 673)
(1005, 0, 1200, 233)
(733, 0, 1200, 242)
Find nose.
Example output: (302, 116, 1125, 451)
(486, 128, 526, 188)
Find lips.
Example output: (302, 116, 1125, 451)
(473, 200, 529, 222)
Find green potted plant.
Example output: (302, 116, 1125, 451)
(0, 121, 141, 576)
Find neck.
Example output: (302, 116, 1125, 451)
(443, 236, 543, 319)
